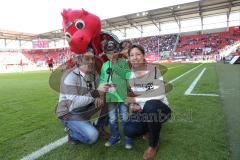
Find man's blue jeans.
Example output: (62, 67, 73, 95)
(63, 120, 99, 144)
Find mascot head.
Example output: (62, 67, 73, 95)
(61, 9, 101, 54)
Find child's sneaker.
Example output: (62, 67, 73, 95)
(104, 136, 120, 147)
(124, 136, 133, 149)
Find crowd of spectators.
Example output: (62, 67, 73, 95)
(176, 32, 240, 56)
(21, 48, 72, 65)
(130, 34, 177, 53)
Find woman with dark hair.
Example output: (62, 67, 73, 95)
(124, 44, 171, 160)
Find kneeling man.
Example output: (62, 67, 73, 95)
(56, 51, 107, 144)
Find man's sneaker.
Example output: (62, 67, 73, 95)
(68, 134, 80, 145)
(104, 136, 120, 147)
(64, 127, 69, 132)
(66, 128, 80, 145)
(124, 136, 133, 149)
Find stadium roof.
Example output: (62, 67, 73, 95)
(0, 29, 36, 41)
(1, 0, 239, 41)
(102, 0, 240, 31)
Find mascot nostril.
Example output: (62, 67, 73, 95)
(69, 36, 88, 54)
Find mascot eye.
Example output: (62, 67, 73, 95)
(75, 19, 85, 29)
(65, 32, 71, 42)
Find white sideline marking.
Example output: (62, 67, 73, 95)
(184, 68, 219, 96)
(230, 56, 239, 64)
(168, 65, 184, 70)
(20, 63, 204, 160)
(20, 136, 68, 160)
(169, 64, 203, 83)
(186, 93, 219, 96)
(185, 68, 206, 95)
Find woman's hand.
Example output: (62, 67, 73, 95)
(130, 103, 141, 112)
(125, 97, 136, 105)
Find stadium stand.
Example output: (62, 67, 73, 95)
(130, 34, 177, 53)
(22, 48, 72, 65)
(0, 25, 239, 72)
(127, 29, 240, 61)
(0, 48, 73, 72)
(176, 31, 240, 56)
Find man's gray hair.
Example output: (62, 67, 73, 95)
(73, 54, 83, 61)
(73, 48, 94, 62)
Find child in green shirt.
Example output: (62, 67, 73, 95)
(99, 40, 132, 149)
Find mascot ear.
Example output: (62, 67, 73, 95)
(61, 9, 71, 20)
(61, 9, 72, 18)
(61, 10, 66, 19)
(82, 8, 88, 15)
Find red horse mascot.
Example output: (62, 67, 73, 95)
(61, 9, 120, 58)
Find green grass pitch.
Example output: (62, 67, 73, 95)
(0, 63, 232, 160)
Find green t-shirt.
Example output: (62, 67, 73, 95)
(99, 58, 131, 102)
